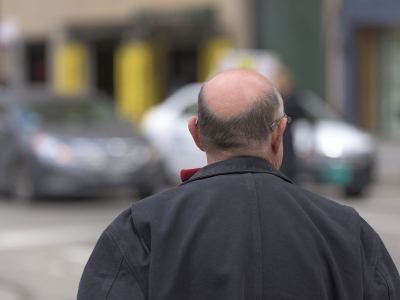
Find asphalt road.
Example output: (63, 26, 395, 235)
(0, 140, 399, 300)
(0, 196, 133, 300)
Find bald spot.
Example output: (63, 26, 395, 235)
(203, 69, 275, 117)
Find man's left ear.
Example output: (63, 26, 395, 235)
(272, 117, 287, 153)
(188, 116, 204, 151)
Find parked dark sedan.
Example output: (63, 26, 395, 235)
(0, 92, 164, 202)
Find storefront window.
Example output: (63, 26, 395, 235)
(25, 42, 47, 83)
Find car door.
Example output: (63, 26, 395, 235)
(168, 102, 207, 179)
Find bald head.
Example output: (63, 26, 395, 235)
(196, 69, 284, 159)
(203, 69, 276, 117)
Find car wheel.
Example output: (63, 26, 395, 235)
(344, 184, 364, 197)
(9, 161, 36, 203)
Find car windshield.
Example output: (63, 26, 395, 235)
(298, 90, 342, 121)
(21, 101, 118, 128)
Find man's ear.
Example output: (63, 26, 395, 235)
(271, 118, 287, 153)
(188, 116, 204, 151)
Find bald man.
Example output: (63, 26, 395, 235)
(78, 70, 400, 300)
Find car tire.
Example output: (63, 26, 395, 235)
(344, 184, 364, 197)
(344, 166, 373, 198)
(8, 161, 37, 203)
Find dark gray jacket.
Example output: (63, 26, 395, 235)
(78, 156, 400, 300)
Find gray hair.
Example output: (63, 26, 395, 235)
(197, 84, 283, 155)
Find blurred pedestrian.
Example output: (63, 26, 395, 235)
(78, 69, 400, 300)
(275, 68, 308, 181)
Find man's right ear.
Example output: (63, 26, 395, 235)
(188, 116, 204, 152)
(270, 117, 287, 154)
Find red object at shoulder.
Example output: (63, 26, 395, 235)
(180, 168, 201, 181)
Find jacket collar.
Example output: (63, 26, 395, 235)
(180, 156, 293, 185)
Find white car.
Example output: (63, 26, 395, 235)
(141, 84, 375, 196)
(141, 84, 207, 183)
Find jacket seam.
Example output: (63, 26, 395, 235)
(96, 232, 124, 300)
(106, 226, 149, 299)
(375, 265, 391, 300)
(245, 173, 263, 300)
(365, 234, 381, 300)
(132, 206, 151, 253)
(102, 255, 124, 300)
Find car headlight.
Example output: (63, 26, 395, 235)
(30, 134, 73, 165)
(131, 144, 160, 165)
(318, 134, 344, 158)
(106, 138, 128, 157)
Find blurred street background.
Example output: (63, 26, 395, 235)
(0, 0, 399, 299)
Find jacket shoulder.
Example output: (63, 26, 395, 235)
(255, 173, 359, 217)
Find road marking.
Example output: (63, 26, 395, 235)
(0, 223, 106, 251)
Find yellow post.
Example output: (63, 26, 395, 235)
(114, 42, 155, 124)
(197, 37, 233, 82)
(54, 42, 89, 96)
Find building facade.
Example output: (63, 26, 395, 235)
(342, 0, 400, 138)
(3, 0, 399, 139)
(256, 0, 400, 139)
(0, 0, 255, 121)
(256, 0, 325, 99)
